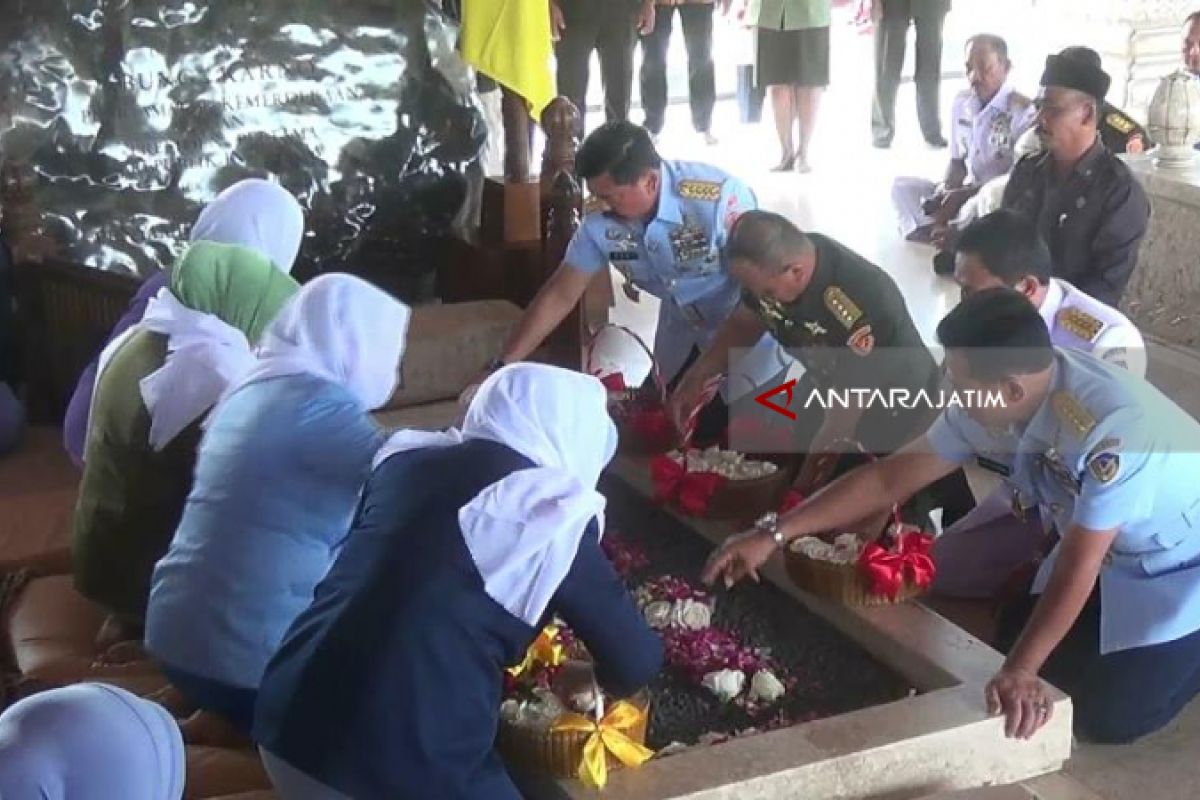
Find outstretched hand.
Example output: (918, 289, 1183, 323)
(702, 529, 777, 588)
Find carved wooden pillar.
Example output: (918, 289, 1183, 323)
(539, 97, 612, 369)
(501, 87, 532, 183)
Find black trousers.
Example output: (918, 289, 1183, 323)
(997, 591, 1200, 744)
(639, 3, 716, 135)
(556, 0, 640, 136)
(871, 0, 946, 144)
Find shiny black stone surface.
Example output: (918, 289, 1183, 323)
(0, 0, 484, 301)
(601, 476, 913, 750)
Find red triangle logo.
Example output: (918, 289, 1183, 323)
(754, 379, 798, 420)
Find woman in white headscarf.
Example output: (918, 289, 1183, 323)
(64, 177, 305, 465)
(145, 273, 411, 746)
(0, 683, 185, 799)
(253, 363, 664, 800)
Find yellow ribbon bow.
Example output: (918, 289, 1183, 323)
(507, 624, 566, 678)
(552, 701, 655, 789)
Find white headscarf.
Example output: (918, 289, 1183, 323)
(90, 178, 305, 451)
(0, 683, 185, 800)
(226, 273, 412, 411)
(190, 178, 305, 274)
(138, 289, 256, 450)
(374, 363, 617, 626)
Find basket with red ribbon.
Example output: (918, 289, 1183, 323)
(647, 381, 794, 522)
(781, 440, 935, 606)
(586, 324, 678, 456)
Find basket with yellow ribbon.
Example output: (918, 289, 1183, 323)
(497, 623, 654, 789)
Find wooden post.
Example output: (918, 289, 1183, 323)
(539, 97, 612, 370)
(501, 87, 532, 183)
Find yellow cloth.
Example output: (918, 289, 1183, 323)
(553, 701, 654, 789)
(506, 624, 566, 677)
(460, 0, 556, 120)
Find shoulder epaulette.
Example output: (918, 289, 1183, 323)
(823, 286, 863, 329)
(1057, 306, 1105, 343)
(676, 179, 722, 202)
(1052, 391, 1097, 440)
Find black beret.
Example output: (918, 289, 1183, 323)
(1040, 51, 1112, 102)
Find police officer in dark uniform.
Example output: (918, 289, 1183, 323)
(1058, 47, 1153, 155)
(1001, 49, 1150, 307)
(670, 210, 974, 524)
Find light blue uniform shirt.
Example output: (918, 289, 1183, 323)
(145, 374, 385, 689)
(928, 348, 1200, 654)
(566, 160, 788, 397)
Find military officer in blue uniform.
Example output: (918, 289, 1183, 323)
(933, 210, 1147, 599)
(483, 120, 788, 428)
(705, 288, 1200, 744)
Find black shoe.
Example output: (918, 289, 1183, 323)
(932, 250, 956, 276)
(925, 135, 949, 149)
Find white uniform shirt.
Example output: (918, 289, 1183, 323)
(1038, 278, 1145, 378)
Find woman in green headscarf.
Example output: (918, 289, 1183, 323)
(72, 240, 299, 639)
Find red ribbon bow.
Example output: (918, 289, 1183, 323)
(857, 531, 936, 600)
(779, 490, 805, 514)
(649, 455, 725, 516)
(597, 372, 628, 393)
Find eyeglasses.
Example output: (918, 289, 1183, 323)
(1033, 98, 1086, 117)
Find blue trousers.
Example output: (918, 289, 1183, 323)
(998, 592, 1200, 743)
(162, 664, 257, 735)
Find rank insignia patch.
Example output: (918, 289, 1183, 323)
(1057, 307, 1105, 342)
(676, 179, 722, 202)
(823, 286, 863, 329)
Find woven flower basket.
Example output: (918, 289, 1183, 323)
(497, 693, 652, 780)
(783, 547, 926, 606)
(585, 324, 678, 456)
(704, 454, 796, 523)
(781, 439, 930, 606)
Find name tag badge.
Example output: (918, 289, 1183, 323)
(609, 252, 638, 262)
(976, 455, 1012, 477)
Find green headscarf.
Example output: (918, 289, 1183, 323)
(170, 241, 300, 343)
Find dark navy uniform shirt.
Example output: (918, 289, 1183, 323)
(254, 438, 663, 800)
(1002, 140, 1150, 306)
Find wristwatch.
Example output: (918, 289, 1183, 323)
(754, 511, 787, 550)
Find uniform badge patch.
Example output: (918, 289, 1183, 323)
(1051, 391, 1097, 440)
(847, 324, 875, 356)
(823, 286, 863, 329)
(802, 320, 827, 337)
(1106, 112, 1134, 135)
(1056, 306, 1105, 342)
(676, 179, 722, 202)
(1087, 451, 1120, 483)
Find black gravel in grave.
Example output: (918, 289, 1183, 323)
(600, 475, 914, 750)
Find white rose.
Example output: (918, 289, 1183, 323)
(523, 688, 566, 730)
(643, 600, 673, 629)
(701, 668, 746, 703)
(671, 599, 713, 631)
(500, 699, 522, 724)
(568, 685, 599, 715)
(749, 670, 786, 703)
